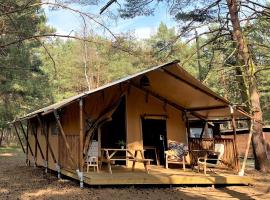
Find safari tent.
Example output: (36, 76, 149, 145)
(11, 60, 252, 186)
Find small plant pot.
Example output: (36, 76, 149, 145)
(121, 146, 124, 149)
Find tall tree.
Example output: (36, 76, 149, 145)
(114, 0, 270, 171)
(0, 0, 53, 130)
(226, 0, 268, 171)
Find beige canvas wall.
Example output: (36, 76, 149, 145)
(26, 83, 187, 171)
(126, 86, 187, 151)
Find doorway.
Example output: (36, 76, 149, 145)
(141, 118, 167, 165)
(100, 97, 127, 165)
(100, 97, 126, 149)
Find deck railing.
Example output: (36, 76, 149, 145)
(188, 137, 239, 170)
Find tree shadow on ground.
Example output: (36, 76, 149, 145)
(217, 187, 255, 200)
(1, 150, 269, 200)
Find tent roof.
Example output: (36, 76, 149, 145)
(14, 60, 250, 122)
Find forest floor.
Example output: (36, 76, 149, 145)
(1, 147, 270, 200)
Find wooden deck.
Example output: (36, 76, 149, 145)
(60, 165, 252, 186)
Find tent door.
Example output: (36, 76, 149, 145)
(141, 118, 167, 166)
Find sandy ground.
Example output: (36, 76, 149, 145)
(1, 148, 270, 200)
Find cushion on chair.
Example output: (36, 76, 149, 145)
(167, 142, 188, 161)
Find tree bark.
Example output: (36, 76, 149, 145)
(226, 0, 269, 172)
(0, 129, 4, 146)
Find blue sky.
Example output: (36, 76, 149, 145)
(44, 2, 176, 39)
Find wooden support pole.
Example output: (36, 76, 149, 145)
(13, 123, 25, 153)
(57, 118, 61, 179)
(37, 115, 57, 172)
(33, 121, 37, 166)
(79, 99, 84, 171)
(98, 127, 101, 158)
(19, 121, 35, 166)
(79, 98, 84, 188)
(37, 116, 57, 163)
(53, 110, 78, 169)
(239, 120, 253, 176)
(25, 122, 29, 165)
(18, 121, 28, 165)
(36, 116, 48, 172)
(230, 106, 240, 171)
(29, 120, 45, 162)
(200, 122, 207, 139)
(183, 111, 190, 139)
(45, 120, 49, 172)
(205, 122, 209, 138)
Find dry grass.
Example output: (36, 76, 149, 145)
(0, 147, 270, 200)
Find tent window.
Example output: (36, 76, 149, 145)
(190, 127, 213, 138)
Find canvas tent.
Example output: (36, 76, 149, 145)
(11, 60, 251, 186)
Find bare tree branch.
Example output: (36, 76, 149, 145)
(100, 0, 117, 14)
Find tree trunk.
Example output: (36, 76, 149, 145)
(226, 0, 269, 172)
(195, 29, 203, 81)
(0, 129, 4, 146)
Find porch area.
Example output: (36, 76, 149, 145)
(61, 165, 252, 186)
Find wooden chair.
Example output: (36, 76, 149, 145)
(165, 142, 189, 171)
(86, 141, 99, 172)
(197, 143, 225, 175)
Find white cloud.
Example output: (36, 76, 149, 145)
(134, 27, 156, 40)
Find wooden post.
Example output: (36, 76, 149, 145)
(19, 121, 35, 166)
(13, 123, 25, 153)
(230, 105, 240, 171)
(205, 122, 209, 138)
(79, 98, 84, 188)
(239, 120, 253, 176)
(37, 115, 50, 173)
(19, 121, 28, 165)
(45, 121, 49, 172)
(200, 121, 207, 139)
(57, 121, 61, 179)
(98, 127, 101, 158)
(29, 120, 45, 162)
(53, 110, 77, 169)
(32, 120, 37, 167)
(25, 122, 29, 165)
(184, 111, 190, 139)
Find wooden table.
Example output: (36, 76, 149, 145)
(101, 148, 152, 174)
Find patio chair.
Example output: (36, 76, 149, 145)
(86, 140, 99, 172)
(197, 143, 225, 175)
(165, 142, 189, 171)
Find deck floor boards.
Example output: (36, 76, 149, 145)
(60, 165, 252, 186)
